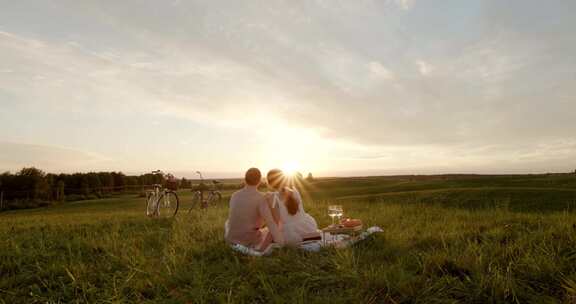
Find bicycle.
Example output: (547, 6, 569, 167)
(145, 170, 180, 218)
(189, 171, 223, 211)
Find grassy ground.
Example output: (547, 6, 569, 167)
(2, 175, 576, 303)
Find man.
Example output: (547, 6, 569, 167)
(224, 168, 284, 249)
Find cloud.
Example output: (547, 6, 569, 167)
(394, 0, 415, 10)
(0, 0, 575, 173)
(0, 29, 278, 129)
(368, 61, 394, 80)
(416, 60, 434, 76)
(0, 142, 111, 173)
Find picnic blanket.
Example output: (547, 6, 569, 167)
(231, 226, 383, 257)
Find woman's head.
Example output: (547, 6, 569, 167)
(267, 169, 298, 215)
(266, 169, 286, 190)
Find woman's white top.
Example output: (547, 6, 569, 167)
(272, 189, 318, 246)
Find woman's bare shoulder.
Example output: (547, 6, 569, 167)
(281, 187, 295, 193)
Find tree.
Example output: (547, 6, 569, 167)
(80, 175, 91, 196)
(98, 172, 114, 192)
(17, 167, 50, 200)
(111, 172, 126, 192)
(295, 172, 304, 181)
(180, 177, 190, 188)
(306, 172, 314, 182)
(56, 180, 65, 201)
(85, 173, 102, 195)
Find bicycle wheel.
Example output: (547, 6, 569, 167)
(146, 192, 157, 216)
(188, 191, 202, 213)
(156, 191, 179, 218)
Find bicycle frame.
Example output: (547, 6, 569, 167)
(146, 171, 180, 218)
(188, 172, 222, 212)
(147, 184, 175, 215)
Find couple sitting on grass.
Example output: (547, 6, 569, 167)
(224, 168, 320, 252)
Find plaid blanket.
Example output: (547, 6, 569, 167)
(230, 226, 383, 256)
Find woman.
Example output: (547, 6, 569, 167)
(265, 169, 319, 246)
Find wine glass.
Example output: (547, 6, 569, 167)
(328, 205, 338, 226)
(334, 205, 344, 224)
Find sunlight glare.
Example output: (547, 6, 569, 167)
(256, 118, 343, 175)
(282, 161, 301, 176)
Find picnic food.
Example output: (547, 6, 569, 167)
(341, 218, 362, 227)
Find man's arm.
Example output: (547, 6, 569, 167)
(223, 193, 237, 243)
(259, 199, 284, 245)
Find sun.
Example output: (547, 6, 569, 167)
(281, 161, 301, 176)
(259, 121, 330, 176)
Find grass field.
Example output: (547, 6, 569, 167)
(2, 174, 576, 303)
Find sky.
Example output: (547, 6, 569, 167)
(0, 0, 575, 178)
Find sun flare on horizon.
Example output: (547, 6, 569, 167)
(281, 161, 301, 176)
(259, 122, 329, 176)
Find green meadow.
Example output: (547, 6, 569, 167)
(2, 174, 576, 303)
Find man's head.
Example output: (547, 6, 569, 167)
(244, 167, 262, 186)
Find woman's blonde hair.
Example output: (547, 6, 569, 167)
(267, 169, 298, 215)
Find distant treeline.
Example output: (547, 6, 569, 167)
(0, 167, 239, 211)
